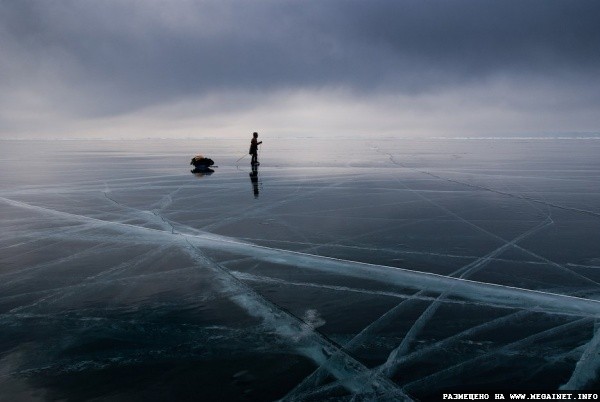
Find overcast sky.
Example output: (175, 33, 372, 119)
(1, 0, 600, 138)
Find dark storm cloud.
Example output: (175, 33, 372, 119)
(1, 0, 600, 119)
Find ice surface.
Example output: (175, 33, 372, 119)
(1, 138, 600, 400)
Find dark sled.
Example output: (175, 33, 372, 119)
(190, 155, 215, 169)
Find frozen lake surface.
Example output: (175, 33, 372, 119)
(1, 137, 600, 400)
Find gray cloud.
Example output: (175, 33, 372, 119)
(1, 0, 599, 135)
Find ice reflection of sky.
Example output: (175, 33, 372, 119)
(1, 138, 600, 400)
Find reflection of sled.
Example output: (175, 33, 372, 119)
(191, 167, 214, 177)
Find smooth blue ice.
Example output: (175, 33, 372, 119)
(1, 137, 600, 400)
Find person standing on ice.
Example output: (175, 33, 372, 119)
(249, 132, 262, 165)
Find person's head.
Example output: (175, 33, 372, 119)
(253, 132, 258, 138)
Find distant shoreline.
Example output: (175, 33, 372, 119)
(2, 134, 600, 141)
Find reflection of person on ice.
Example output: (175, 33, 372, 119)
(250, 164, 259, 198)
(249, 132, 262, 165)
